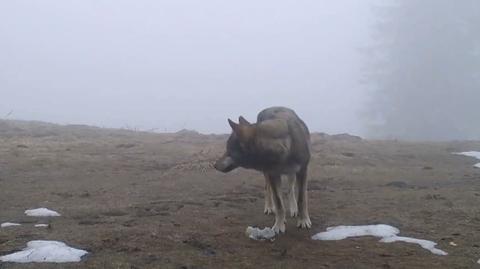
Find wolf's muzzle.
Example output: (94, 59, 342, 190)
(214, 156, 237, 173)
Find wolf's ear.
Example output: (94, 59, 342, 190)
(228, 119, 239, 132)
(238, 116, 250, 126)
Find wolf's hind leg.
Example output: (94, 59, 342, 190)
(264, 173, 274, 215)
(287, 174, 298, 217)
(296, 166, 311, 229)
(266, 173, 286, 234)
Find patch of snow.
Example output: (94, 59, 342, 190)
(34, 224, 49, 228)
(454, 151, 480, 159)
(311, 224, 399, 240)
(25, 208, 60, 217)
(1, 222, 21, 228)
(453, 151, 480, 168)
(0, 240, 87, 263)
(312, 224, 447, 256)
(246, 226, 276, 240)
(380, 236, 447, 256)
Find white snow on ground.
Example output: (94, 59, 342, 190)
(24, 208, 60, 217)
(0, 240, 87, 263)
(453, 151, 480, 168)
(312, 224, 447, 256)
(245, 226, 276, 240)
(312, 225, 399, 240)
(1, 222, 21, 228)
(34, 224, 49, 228)
(380, 236, 447, 256)
(454, 151, 480, 159)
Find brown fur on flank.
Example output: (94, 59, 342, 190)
(214, 107, 312, 233)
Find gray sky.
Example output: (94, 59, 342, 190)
(0, 0, 376, 134)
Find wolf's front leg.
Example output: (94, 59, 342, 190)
(263, 173, 274, 215)
(266, 173, 286, 234)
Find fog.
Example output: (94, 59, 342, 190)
(1, 1, 479, 139)
(364, 0, 480, 140)
(0, 0, 374, 135)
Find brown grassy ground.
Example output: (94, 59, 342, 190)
(1, 120, 480, 269)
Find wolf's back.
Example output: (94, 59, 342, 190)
(257, 107, 311, 165)
(257, 107, 309, 139)
(257, 107, 297, 122)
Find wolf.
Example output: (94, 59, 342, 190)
(214, 106, 311, 233)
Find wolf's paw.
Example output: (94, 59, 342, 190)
(297, 216, 312, 229)
(264, 205, 274, 215)
(272, 221, 286, 234)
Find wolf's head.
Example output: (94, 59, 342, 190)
(214, 116, 256, 173)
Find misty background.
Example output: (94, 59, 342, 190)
(1, 1, 479, 140)
(364, 0, 480, 140)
